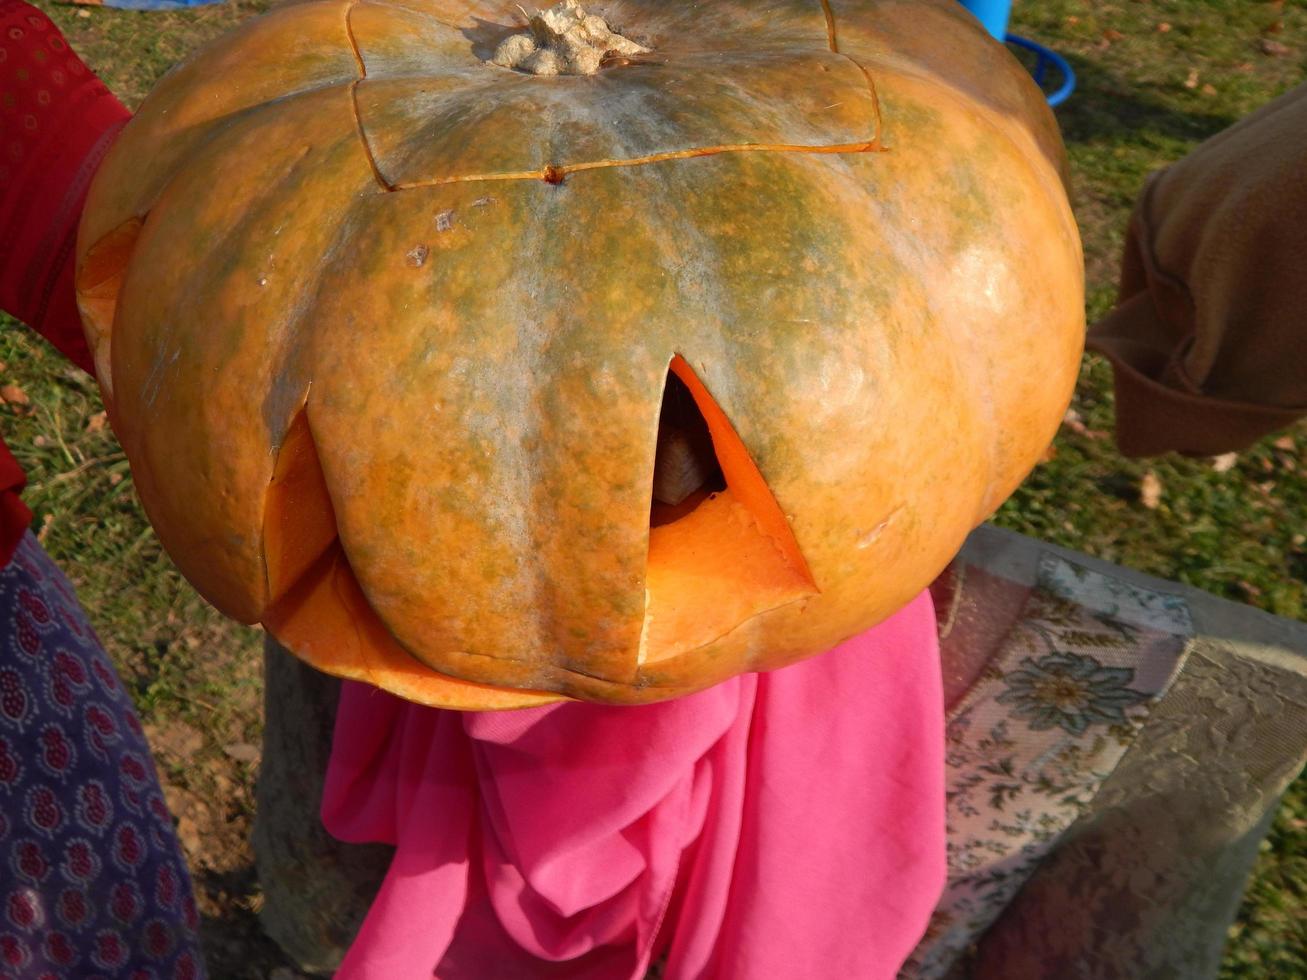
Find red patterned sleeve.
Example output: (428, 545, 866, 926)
(0, 1, 130, 565)
(1, 0, 130, 374)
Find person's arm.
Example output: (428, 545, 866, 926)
(1087, 82, 1307, 457)
(0, 0, 130, 372)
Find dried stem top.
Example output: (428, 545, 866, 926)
(490, 0, 649, 76)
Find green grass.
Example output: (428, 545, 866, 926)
(1003, 2, 1307, 975)
(10, 0, 1307, 975)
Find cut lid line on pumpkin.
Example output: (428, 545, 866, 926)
(378, 139, 882, 190)
(344, 1, 367, 79)
(350, 80, 396, 191)
(818, 0, 839, 52)
(344, 1, 400, 192)
(817, 0, 888, 142)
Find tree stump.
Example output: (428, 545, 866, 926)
(254, 640, 389, 975)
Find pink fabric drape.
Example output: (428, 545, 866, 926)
(322, 589, 945, 979)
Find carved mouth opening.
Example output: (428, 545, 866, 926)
(262, 361, 819, 689)
(640, 357, 817, 666)
(261, 408, 557, 710)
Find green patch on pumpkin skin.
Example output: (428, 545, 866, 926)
(879, 96, 945, 141)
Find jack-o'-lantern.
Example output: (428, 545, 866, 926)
(76, 0, 1083, 708)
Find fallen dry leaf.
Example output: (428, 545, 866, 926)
(85, 411, 109, 434)
(1140, 471, 1163, 509)
(1258, 37, 1291, 56)
(1156, 21, 1172, 33)
(1211, 452, 1239, 473)
(0, 384, 30, 406)
(1102, 28, 1124, 43)
(1273, 435, 1297, 451)
(1185, 68, 1200, 88)
(1201, 83, 1217, 96)
(223, 742, 261, 764)
(1061, 408, 1108, 441)
(161, 783, 211, 860)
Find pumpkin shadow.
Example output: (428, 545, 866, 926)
(1048, 52, 1239, 148)
(462, 16, 526, 63)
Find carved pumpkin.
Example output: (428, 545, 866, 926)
(76, 0, 1083, 708)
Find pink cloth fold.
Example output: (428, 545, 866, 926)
(322, 589, 946, 979)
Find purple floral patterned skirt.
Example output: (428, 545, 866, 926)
(0, 533, 204, 978)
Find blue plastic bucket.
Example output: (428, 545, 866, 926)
(956, 0, 1012, 40)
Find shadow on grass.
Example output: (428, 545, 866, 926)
(1025, 49, 1239, 146)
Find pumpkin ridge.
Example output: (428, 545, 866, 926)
(862, 58, 1074, 231)
(90, 80, 377, 267)
(78, 0, 372, 253)
(266, 539, 565, 709)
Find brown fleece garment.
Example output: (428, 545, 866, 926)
(1088, 82, 1307, 457)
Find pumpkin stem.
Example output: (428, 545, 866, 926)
(490, 0, 649, 76)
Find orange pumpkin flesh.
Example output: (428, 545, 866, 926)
(263, 410, 338, 606)
(642, 356, 817, 666)
(77, 0, 1084, 707)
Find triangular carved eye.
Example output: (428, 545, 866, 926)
(650, 370, 726, 526)
(641, 357, 817, 666)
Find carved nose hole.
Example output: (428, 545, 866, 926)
(640, 357, 818, 667)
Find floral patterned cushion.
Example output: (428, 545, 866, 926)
(903, 553, 1193, 978)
